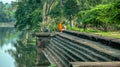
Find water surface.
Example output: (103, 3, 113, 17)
(0, 27, 17, 67)
(0, 27, 36, 67)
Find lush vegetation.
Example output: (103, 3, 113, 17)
(15, 0, 120, 33)
(1, 0, 119, 67)
(79, 0, 120, 31)
(0, 2, 16, 22)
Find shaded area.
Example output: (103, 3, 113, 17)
(36, 34, 51, 67)
(36, 52, 51, 67)
(7, 40, 37, 67)
(0, 27, 50, 67)
(0, 27, 17, 47)
(7, 35, 50, 67)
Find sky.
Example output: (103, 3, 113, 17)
(0, 0, 16, 3)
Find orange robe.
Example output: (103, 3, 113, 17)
(58, 22, 62, 32)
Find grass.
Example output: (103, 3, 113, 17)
(67, 26, 120, 38)
(94, 32, 120, 38)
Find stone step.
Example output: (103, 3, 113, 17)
(56, 32, 120, 60)
(55, 36, 111, 61)
(53, 38, 99, 61)
(62, 30, 120, 49)
(46, 45, 68, 67)
(43, 48, 58, 64)
(69, 62, 120, 67)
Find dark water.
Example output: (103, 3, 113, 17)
(0, 27, 36, 67)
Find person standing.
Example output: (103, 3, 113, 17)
(57, 22, 62, 32)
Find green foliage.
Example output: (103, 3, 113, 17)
(78, 0, 120, 31)
(15, 0, 120, 32)
(30, 8, 42, 28)
(49, 2, 61, 18)
(0, 2, 16, 22)
(67, 25, 100, 33)
(64, 0, 79, 17)
(67, 25, 82, 31)
(85, 28, 101, 32)
(112, 0, 120, 24)
(77, 0, 114, 11)
(94, 31, 120, 38)
(63, 0, 79, 26)
(80, 4, 112, 24)
(15, 0, 42, 31)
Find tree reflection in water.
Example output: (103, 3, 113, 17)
(8, 40, 37, 67)
(0, 27, 18, 47)
(0, 28, 50, 67)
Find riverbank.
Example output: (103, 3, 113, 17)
(0, 22, 15, 27)
(67, 26, 120, 39)
(94, 32, 120, 38)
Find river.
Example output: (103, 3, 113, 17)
(0, 27, 37, 67)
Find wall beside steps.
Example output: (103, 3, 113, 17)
(35, 31, 120, 67)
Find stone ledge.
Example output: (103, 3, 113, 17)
(63, 30, 120, 49)
(69, 62, 120, 67)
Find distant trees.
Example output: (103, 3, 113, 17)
(15, 0, 120, 32)
(0, 2, 16, 22)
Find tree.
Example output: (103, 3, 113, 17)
(78, 0, 120, 31)
(112, 0, 120, 24)
(15, 0, 42, 31)
(0, 2, 16, 22)
(63, 0, 79, 27)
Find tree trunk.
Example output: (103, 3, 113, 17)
(103, 23, 108, 32)
(83, 23, 87, 31)
(69, 16, 73, 27)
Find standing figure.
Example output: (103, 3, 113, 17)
(57, 22, 62, 32)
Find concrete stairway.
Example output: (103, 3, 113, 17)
(40, 31, 120, 67)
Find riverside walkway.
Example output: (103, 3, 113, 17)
(35, 30, 120, 67)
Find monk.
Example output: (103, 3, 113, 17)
(57, 22, 62, 32)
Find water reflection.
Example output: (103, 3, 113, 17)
(0, 27, 36, 67)
(0, 27, 18, 47)
(0, 27, 50, 67)
(8, 40, 37, 67)
(0, 43, 15, 67)
(0, 27, 18, 67)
